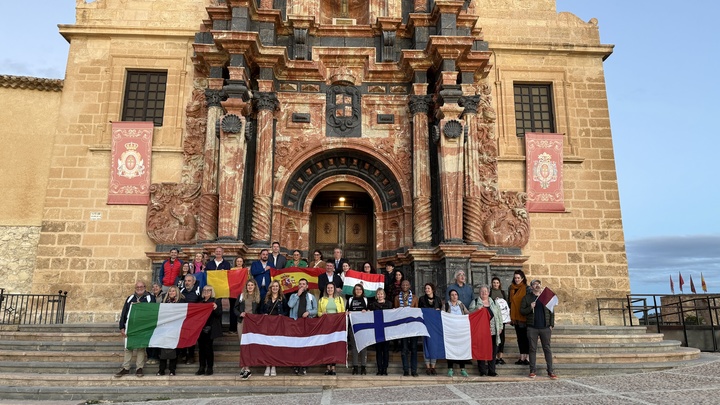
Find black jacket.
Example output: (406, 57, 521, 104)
(201, 297, 224, 339)
(118, 292, 155, 330)
(181, 282, 202, 303)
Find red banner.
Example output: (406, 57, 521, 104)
(108, 122, 154, 204)
(525, 132, 565, 212)
(240, 313, 347, 367)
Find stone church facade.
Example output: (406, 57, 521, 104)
(0, 0, 628, 324)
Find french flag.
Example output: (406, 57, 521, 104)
(422, 308, 493, 361)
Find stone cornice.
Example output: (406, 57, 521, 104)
(490, 41, 614, 60)
(59, 25, 197, 41)
(0, 75, 63, 92)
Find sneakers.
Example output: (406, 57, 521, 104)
(270, 366, 277, 376)
(528, 372, 536, 379)
(460, 369, 468, 377)
(301, 367, 307, 376)
(135, 368, 144, 377)
(114, 368, 129, 378)
(264, 367, 271, 376)
(548, 372, 558, 379)
(169, 372, 175, 376)
(241, 369, 252, 380)
(447, 369, 454, 377)
(294, 367, 300, 375)
(156, 371, 165, 376)
(146, 359, 158, 365)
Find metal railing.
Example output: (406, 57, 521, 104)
(597, 294, 720, 352)
(0, 289, 68, 325)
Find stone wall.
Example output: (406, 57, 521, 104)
(0, 226, 41, 294)
(32, 0, 208, 323)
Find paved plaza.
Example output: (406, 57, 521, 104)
(1, 353, 718, 405)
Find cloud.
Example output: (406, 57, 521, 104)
(0, 59, 64, 79)
(627, 235, 720, 294)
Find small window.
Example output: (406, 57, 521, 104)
(122, 71, 167, 126)
(514, 83, 555, 137)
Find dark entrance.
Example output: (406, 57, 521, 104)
(310, 190, 374, 271)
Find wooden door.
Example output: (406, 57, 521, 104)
(310, 192, 373, 271)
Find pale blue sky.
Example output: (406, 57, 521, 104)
(1, 1, 717, 294)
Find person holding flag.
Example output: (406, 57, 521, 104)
(520, 279, 557, 379)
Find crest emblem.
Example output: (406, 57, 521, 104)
(532, 152, 557, 189)
(117, 142, 145, 179)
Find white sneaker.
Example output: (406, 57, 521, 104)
(270, 366, 277, 376)
(264, 366, 271, 376)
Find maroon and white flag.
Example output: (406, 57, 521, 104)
(525, 133, 565, 212)
(240, 313, 347, 367)
(108, 121, 153, 204)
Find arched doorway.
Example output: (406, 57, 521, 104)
(310, 183, 374, 271)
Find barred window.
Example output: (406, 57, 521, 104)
(514, 84, 555, 137)
(122, 71, 167, 126)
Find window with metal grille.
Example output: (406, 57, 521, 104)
(121, 71, 167, 126)
(514, 84, 555, 137)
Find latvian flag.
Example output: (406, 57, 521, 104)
(271, 267, 325, 294)
(538, 287, 559, 313)
(349, 308, 429, 352)
(422, 309, 493, 361)
(342, 270, 385, 297)
(206, 268, 249, 299)
(240, 313, 347, 366)
(125, 303, 213, 350)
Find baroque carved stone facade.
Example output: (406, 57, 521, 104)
(8, 0, 629, 324)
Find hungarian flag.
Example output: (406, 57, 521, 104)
(206, 268, 248, 299)
(342, 270, 385, 297)
(422, 309, 493, 361)
(690, 276, 697, 294)
(538, 287, 559, 313)
(125, 303, 213, 350)
(271, 267, 324, 294)
(670, 275, 675, 294)
(679, 272, 685, 292)
(240, 313, 347, 366)
(701, 273, 708, 292)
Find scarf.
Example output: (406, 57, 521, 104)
(508, 282, 527, 323)
(398, 290, 413, 307)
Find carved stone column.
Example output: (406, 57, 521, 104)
(260, 0, 273, 9)
(459, 95, 483, 244)
(197, 87, 226, 241)
(217, 110, 247, 240)
(409, 93, 433, 245)
(251, 92, 279, 243)
(436, 71, 465, 242)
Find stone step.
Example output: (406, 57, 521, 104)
(0, 345, 700, 375)
(0, 331, 119, 342)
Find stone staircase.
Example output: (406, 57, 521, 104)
(0, 323, 706, 402)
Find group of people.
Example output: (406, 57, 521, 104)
(117, 247, 557, 381)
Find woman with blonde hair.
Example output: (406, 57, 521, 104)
(196, 285, 222, 376)
(318, 283, 345, 375)
(234, 278, 260, 379)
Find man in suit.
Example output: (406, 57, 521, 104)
(268, 241, 287, 269)
(250, 249, 272, 300)
(205, 247, 231, 270)
(331, 247, 348, 276)
(318, 262, 343, 298)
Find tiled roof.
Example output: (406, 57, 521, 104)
(0, 75, 63, 92)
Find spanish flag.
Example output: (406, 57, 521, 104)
(701, 273, 708, 293)
(206, 268, 249, 299)
(271, 267, 324, 294)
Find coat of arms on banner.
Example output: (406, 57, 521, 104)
(532, 152, 558, 189)
(117, 142, 145, 179)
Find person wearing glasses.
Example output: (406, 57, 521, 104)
(196, 285, 222, 376)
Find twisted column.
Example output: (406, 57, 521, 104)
(250, 92, 279, 243)
(460, 95, 483, 243)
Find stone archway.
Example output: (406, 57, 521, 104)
(281, 148, 403, 211)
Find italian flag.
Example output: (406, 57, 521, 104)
(125, 303, 213, 350)
(342, 270, 385, 298)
